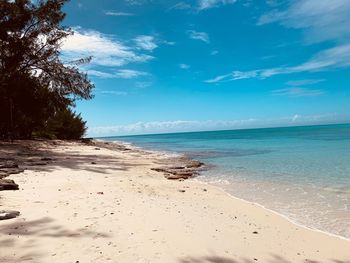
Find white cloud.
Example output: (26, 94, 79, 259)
(88, 69, 149, 79)
(163, 40, 176, 45)
(272, 87, 325, 97)
(292, 114, 300, 122)
(135, 81, 152, 88)
(187, 30, 210, 43)
(179, 63, 190, 69)
(104, 11, 135, 16)
(205, 74, 231, 83)
(258, 0, 350, 44)
(205, 43, 350, 82)
(61, 29, 154, 67)
(169, 2, 192, 10)
(99, 90, 128, 96)
(198, 0, 236, 10)
(87, 70, 116, 78)
(134, 35, 158, 51)
(87, 114, 350, 136)
(115, 69, 149, 79)
(88, 119, 258, 136)
(286, 79, 325, 86)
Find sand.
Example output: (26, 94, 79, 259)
(0, 140, 349, 263)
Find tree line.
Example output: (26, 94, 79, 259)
(0, 0, 94, 140)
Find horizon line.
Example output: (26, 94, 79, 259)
(92, 121, 350, 139)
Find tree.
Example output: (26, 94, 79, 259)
(0, 0, 94, 139)
(37, 108, 87, 140)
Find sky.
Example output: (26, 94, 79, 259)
(60, 0, 350, 137)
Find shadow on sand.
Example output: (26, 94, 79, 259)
(0, 140, 150, 176)
(0, 216, 110, 262)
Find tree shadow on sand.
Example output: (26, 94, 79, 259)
(0, 140, 150, 176)
(0, 216, 110, 238)
(0, 216, 110, 263)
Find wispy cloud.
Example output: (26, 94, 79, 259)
(88, 69, 149, 79)
(187, 30, 210, 43)
(162, 40, 176, 45)
(211, 50, 219, 55)
(198, 0, 236, 11)
(272, 87, 325, 97)
(286, 79, 325, 86)
(98, 90, 128, 96)
(61, 29, 154, 67)
(135, 81, 152, 88)
(115, 69, 149, 78)
(169, 2, 192, 10)
(205, 43, 350, 82)
(104, 11, 135, 16)
(124, 0, 147, 5)
(134, 35, 158, 51)
(87, 70, 116, 78)
(179, 63, 190, 69)
(258, 0, 350, 44)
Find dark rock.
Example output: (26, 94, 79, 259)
(0, 161, 18, 169)
(165, 174, 191, 180)
(151, 158, 204, 180)
(168, 166, 186, 170)
(0, 167, 24, 176)
(252, 231, 258, 234)
(171, 170, 194, 177)
(186, 160, 204, 168)
(178, 189, 186, 193)
(151, 167, 168, 173)
(25, 161, 48, 166)
(0, 210, 20, 220)
(41, 157, 52, 161)
(0, 179, 19, 191)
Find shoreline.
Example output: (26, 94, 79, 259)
(192, 178, 350, 242)
(108, 138, 350, 241)
(0, 139, 349, 262)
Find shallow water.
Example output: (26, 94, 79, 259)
(102, 124, 350, 238)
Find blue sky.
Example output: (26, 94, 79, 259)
(60, 0, 350, 136)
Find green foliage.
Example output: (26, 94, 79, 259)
(0, 0, 94, 139)
(42, 108, 87, 140)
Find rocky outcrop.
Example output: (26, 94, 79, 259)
(0, 160, 24, 179)
(0, 210, 20, 220)
(151, 159, 204, 180)
(0, 179, 19, 191)
(0, 160, 23, 191)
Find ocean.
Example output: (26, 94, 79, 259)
(102, 123, 350, 239)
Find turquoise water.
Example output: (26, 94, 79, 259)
(102, 124, 350, 238)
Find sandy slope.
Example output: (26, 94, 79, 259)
(0, 140, 349, 263)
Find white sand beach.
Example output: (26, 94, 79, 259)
(0, 140, 349, 263)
